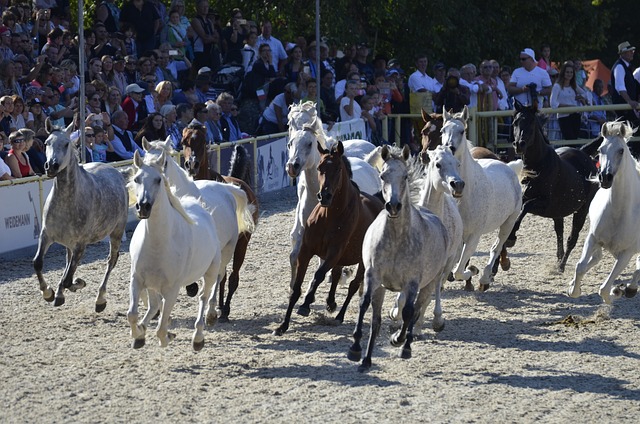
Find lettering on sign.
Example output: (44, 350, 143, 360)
(5, 214, 31, 229)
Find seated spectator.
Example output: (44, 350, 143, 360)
(174, 102, 194, 141)
(134, 112, 167, 145)
(9, 95, 26, 132)
(26, 99, 47, 139)
(301, 79, 326, 120)
(257, 82, 296, 135)
(155, 80, 174, 108)
(217, 92, 242, 141)
(20, 128, 45, 175)
(5, 130, 35, 177)
(90, 126, 114, 163)
(159, 104, 180, 149)
(204, 101, 224, 142)
(104, 86, 124, 116)
(107, 110, 144, 161)
(320, 69, 339, 122)
(121, 83, 148, 131)
(0, 153, 13, 180)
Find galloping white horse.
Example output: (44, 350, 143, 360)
(142, 137, 255, 324)
(567, 121, 640, 304)
(128, 150, 221, 351)
(348, 145, 452, 371)
(440, 107, 522, 291)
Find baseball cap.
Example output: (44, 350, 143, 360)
(197, 66, 212, 75)
(520, 48, 536, 61)
(125, 83, 145, 94)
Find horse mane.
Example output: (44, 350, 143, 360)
(383, 145, 426, 204)
(163, 176, 196, 225)
(602, 120, 640, 174)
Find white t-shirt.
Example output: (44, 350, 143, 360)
(550, 83, 590, 118)
(408, 70, 438, 93)
(262, 93, 289, 125)
(340, 96, 362, 122)
(0, 156, 11, 178)
(510, 66, 552, 106)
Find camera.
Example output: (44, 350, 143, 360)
(237, 19, 247, 25)
(168, 49, 179, 56)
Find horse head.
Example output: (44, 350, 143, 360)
(316, 139, 346, 206)
(181, 126, 207, 177)
(43, 121, 75, 178)
(379, 145, 411, 218)
(425, 145, 465, 198)
(288, 100, 318, 134)
(420, 110, 444, 151)
(511, 101, 548, 155)
(286, 125, 319, 177)
(131, 149, 164, 219)
(598, 120, 636, 189)
(441, 106, 468, 157)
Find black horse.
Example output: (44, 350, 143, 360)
(506, 101, 599, 272)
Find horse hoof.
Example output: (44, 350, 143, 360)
(53, 296, 65, 307)
(132, 338, 145, 349)
(447, 272, 454, 282)
(272, 326, 287, 336)
(478, 283, 490, 292)
(500, 258, 511, 271)
(193, 339, 205, 352)
(185, 283, 199, 297)
(625, 286, 638, 298)
(464, 280, 475, 291)
(326, 302, 337, 313)
(433, 320, 445, 333)
(68, 278, 86, 292)
(504, 237, 516, 248)
(296, 305, 310, 316)
(468, 265, 479, 276)
(206, 312, 218, 327)
(95, 302, 107, 313)
(42, 288, 55, 303)
(218, 315, 230, 323)
(390, 333, 404, 347)
(400, 348, 412, 359)
(358, 359, 372, 373)
(347, 347, 362, 362)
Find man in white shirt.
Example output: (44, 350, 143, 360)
(459, 63, 483, 109)
(611, 41, 639, 126)
(507, 48, 552, 106)
(490, 59, 509, 110)
(408, 53, 438, 94)
(257, 20, 287, 71)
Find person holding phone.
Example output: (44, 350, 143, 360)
(222, 9, 247, 65)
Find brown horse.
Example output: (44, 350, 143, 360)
(420, 109, 512, 275)
(181, 125, 260, 322)
(273, 140, 384, 336)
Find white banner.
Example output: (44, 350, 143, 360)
(326, 118, 367, 142)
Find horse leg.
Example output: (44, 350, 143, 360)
(325, 267, 343, 312)
(359, 285, 385, 372)
(559, 207, 589, 273)
(453, 235, 481, 290)
(157, 286, 180, 348)
(217, 273, 228, 317)
(403, 280, 435, 359)
(140, 289, 161, 328)
(499, 246, 511, 271)
(273, 249, 313, 336)
(348, 268, 377, 364)
(95, 234, 123, 313)
(334, 264, 365, 323)
(220, 233, 250, 322)
(297, 259, 333, 317)
(479, 215, 517, 291)
(504, 200, 535, 248)
(625, 256, 640, 298)
(391, 281, 417, 349)
(197, 259, 221, 351)
(599, 251, 635, 304)
(54, 245, 86, 307)
(289, 229, 304, 291)
(33, 231, 54, 302)
(567, 233, 601, 298)
(128, 276, 146, 349)
(553, 217, 565, 269)
(205, 263, 224, 328)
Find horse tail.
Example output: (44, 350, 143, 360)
(226, 183, 256, 234)
(507, 159, 524, 181)
(229, 145, 252, 186)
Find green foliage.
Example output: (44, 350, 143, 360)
(66, 0, 636, 71)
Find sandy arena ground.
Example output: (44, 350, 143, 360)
(1, 186, 640, 423)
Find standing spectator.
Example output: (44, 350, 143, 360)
(610, 41, 639, 128)
(107, 109, 144, 160)
(282, 44, 303, 84)
(165, 7, 193, 60)
(257, 19, 287, 71)
(190, 0, 221, 75)
(476, 60, 501, 112)
(119, 0, 160, 56)
(354, 42, 374, 84)
(458, 64, 482, 109)
(221, 10, 246, 65)
(5, 130, 35, 177)
(434, 68, 469, 114)
(588, 78, 608, 138)
(8, 94, 25, 131)
(92, 23, 118, 58)
(217, 91, 241, 141)
(507, 48, 552, 106)
(320, 69, 339, 122)
(490, 59, 509, 111)
(432, 62, 446, 93)
(242, 29, 259, 74)
(408, 52, 438, 94)
(550, 61, 590, 141)
(339, 79, 361, 122)
(537, 43, 553, 73)
(334, 43, 356, 80)
(95, 0, 121, 33)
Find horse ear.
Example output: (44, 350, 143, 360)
(133, 149, 142, 169)
(381, 145, 390, 161)
(601, 122, 610, 138)
(443, 108, 452, 122)
(461, 105, 469, 122)
(401, 144, 411, 161)
(142, 137, 151, 151)
(317, 140, 329, 155)
(422, 109, 430, 123)
(514, 99, 523, 112)
(164, 136, 173, 150)
(337, 140, 344, 156)
(45, 117, 53, 134)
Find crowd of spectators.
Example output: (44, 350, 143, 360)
(1, 0, 637, 179)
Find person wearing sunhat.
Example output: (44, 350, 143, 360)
(611, 41, 639, 128)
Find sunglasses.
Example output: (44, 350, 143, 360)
(86, 133, 95, 137)
(12, 138, 25, 143)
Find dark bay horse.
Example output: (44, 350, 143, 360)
(507, 102, 599, 272)
(273, 140, 384, 336)
(181, 125, 260, 322)
(420, 109, 513, 274)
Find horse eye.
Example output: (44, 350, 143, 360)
(133, 176, 140, 184)
(436, 163, 441, 169)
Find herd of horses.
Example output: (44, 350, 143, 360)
(30, 100, 640, 371)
